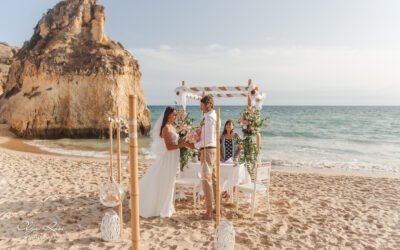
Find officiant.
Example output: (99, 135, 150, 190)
(220, 119, 242, 163)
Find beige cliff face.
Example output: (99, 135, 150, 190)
(0, 43, 18, 96)
(0, 0, 150, 138)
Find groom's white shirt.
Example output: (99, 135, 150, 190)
(195, 109, 220, 149)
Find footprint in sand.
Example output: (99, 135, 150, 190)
(260, 234, 274, 247)
(235, 233, 253, 245)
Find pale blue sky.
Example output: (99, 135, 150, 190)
(1, 0, 400, 105)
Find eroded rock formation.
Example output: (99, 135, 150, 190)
(0, 0, 150, 138)
(0, 42, 18, 96)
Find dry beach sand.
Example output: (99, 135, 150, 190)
(0, 125, 399, 249)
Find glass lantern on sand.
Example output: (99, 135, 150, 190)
(100, 118, 125, 207)
(100, 177, 124, 207)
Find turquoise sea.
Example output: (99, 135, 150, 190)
(26, 106, 400, 175)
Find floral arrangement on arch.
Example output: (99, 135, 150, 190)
(238, 108, 268, 136)
(174, 109, 199, 170)
(237, 107, 268, 175)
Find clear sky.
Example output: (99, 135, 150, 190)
(1, 0, 399, 105)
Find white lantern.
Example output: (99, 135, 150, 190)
(101, 209, 120, 241)
(99, 179, 124, 207)
(0, 175, 8, 193)
(215, 221, 235, 250)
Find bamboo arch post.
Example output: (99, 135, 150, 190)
(215, 108, 221, 226)
(116, 108, 123, 237)
(247, 79, 252, 110)
(256, 132, 262, 180)
(251, 131, 262, 217)
(129, 95, 140, 249)
(256, 132, 261, 154)
(256, 131, 262, 179)
(109, 119, 114, 179)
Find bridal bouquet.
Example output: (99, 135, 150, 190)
(185, 128, 201, 144)
(174, 109, 192, 140)
(174, 109, 198, 170)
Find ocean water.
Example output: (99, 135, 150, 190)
(25, 106, 400, 175)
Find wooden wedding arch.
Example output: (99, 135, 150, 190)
(174, 79, 266, 225)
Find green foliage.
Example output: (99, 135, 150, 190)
(236, 136, 259, 175)
(179, 147, 198, 171)
(236, 107, 269, 175)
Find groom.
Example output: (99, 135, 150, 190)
(194, 94, 220, 220)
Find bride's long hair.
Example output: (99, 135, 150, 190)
(160, 106, 176, 136)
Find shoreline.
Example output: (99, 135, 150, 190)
(0, 124, 57, 156)
(0, 124, 398, 179)
(0, 124, 108, 162)
(1, 137, 55, 155)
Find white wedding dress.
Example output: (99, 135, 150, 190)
(139, 120, 180, 218)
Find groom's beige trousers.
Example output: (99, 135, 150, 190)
(200, 148, 217, 211)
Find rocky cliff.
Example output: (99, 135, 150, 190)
(0, 0, 150, 138)
(0, 42, 18, 96)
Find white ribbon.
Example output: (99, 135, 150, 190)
(255, 92, 266, 110)
(129, 132, 138, 139)
(127, 119, 137, 126)
(180, 91, 187, 110)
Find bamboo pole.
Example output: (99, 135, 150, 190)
(116, 108, 123, 237)
(129, 95, 140, 249)
(109, 120, 113, 179)
(256, 132, 261, 154)
(215, 108, 221, 225)
(247, 79, 252, 109)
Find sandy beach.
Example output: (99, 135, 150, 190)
(0, 127, 399, 249)
(1, 0, 399, 248)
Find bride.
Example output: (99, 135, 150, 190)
(139, 107, 188, 218)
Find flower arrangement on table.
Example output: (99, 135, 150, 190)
(236, 107, 269, 175)
(174, 109, 199, 171)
